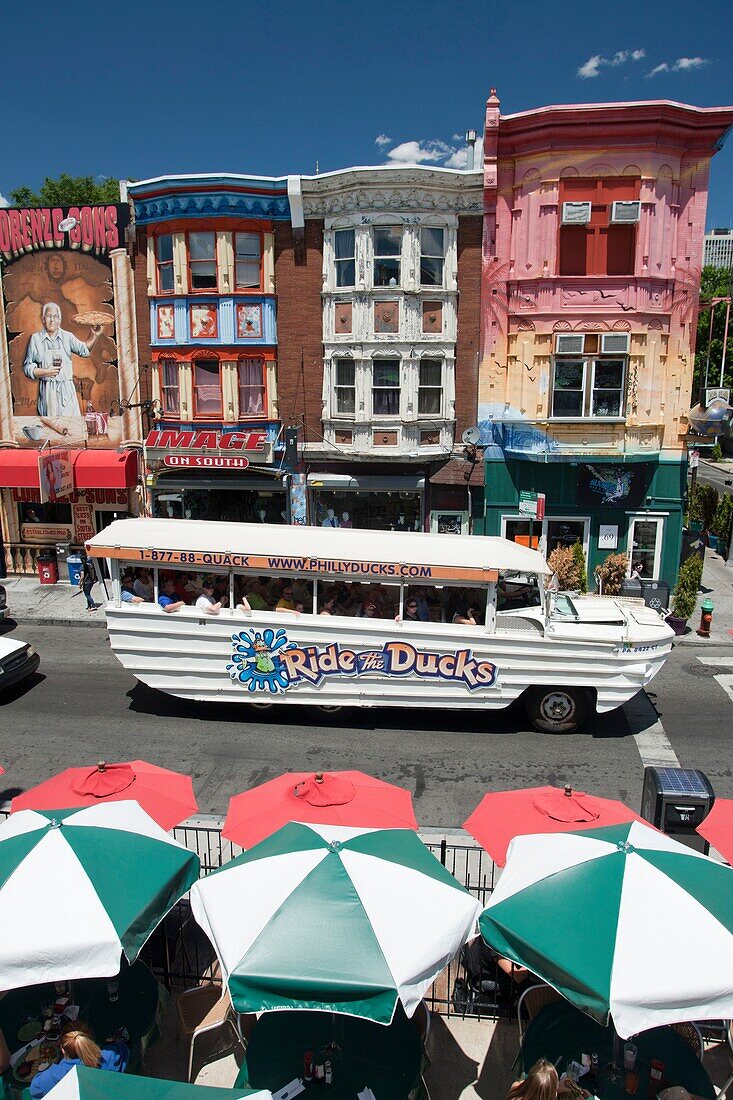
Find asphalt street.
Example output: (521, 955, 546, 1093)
(1, 622, 731, 827)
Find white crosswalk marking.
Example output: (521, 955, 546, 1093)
(627, 691, 680, 768)
(696, 656, 733, 709)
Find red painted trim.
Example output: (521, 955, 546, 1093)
(151, 348, 276, 363)
(150, 218, 272, 235)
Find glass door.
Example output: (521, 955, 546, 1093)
(627, 515, 663, 578)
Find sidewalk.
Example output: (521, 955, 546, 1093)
(674, 543, 733, 646)
(1, 572, 107, 627)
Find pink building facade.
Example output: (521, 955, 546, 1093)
(478, 94, 733, 588)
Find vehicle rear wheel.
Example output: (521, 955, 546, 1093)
(249, 701, 274, 711)
(317, 705, 343, 714)
(525, 687, 587, 733)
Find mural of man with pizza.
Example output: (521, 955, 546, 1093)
(23, 302, 102, 418)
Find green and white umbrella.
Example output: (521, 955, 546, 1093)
(46, 1065, 271, 1099)
(191, 821, 481, 1023)
(47, 1064, 271, 1099)
(0, 801, 199, 991)
(479, 820, 733, 1038)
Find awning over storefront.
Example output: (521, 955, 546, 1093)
(0, 449, 138, 490)
(306, 473, 425, 490)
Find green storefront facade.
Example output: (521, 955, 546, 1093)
(480, 454, 686, 592)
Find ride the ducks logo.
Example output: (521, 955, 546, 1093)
(227, 628, 498, 694)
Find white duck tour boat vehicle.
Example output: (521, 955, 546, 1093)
(86, 517, 674, 733)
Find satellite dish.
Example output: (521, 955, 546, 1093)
(462, 426, 481, 446)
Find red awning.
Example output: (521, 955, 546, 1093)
(0, 449, 138, 490)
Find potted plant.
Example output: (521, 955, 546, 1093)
(667, 553, 703, 635)
(688, 483, 719, 536)
(594, 552, 630, 596)
(711, 493, 733, 557)
(547, 544, 583, 591)
(571, 540, 588, 594)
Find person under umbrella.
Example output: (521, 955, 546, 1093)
(30, 1023, 128, 1098)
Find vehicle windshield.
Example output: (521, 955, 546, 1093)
(550, 593, 577, 619)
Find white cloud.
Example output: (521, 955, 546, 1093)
(444, 136, 483, 170)
(578, 54, 604, 78)
(444, 147, 468, 169)
(577, 47, 646, 77)
(673, 56, 710, 70)
(0, 193, 8, 208)
(646, 55, 711, 77)
(374, 134, 392, 148)
(452, 133, 464, 142)
(385, 139, 454, 165)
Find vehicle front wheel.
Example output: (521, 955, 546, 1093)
(525, 687, 587, 733)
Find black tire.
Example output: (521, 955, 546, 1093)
(317, 705, 343, 714)
(525, 687, 587, 733)
(249, 701, 274, 711)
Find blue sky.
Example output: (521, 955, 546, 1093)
(1, 0, 731, 226)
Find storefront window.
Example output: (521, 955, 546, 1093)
(153, 486, 286, 524)
(20, 501, 72, 525)
(503, 518, 542, 549)
(546, 519, 587, 556)
(312, 490, 422, 531)
(193, 359, 222, 418)
(237, 357, 265, 416)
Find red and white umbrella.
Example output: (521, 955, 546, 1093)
(11, 760, 197, 832)
(222, 769, 418, 848)
(464, 784, 643, 865)
(697, 798, 733, 863)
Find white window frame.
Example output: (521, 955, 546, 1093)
(420, 227, 445, 288)
(334, 228, 356, 289)
(626, 513, 665, 580)
(500, 513, 590, 560)
(417, 357, 444, 419)
(551, 356, 627, 420)
(234, 232, 261, 290)
(590, 358, 625, 419)
(333, 358, 357, 419)
(370, 357, 401, 419)
(373, 226, 403, 288)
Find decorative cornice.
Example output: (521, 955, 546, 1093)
(302, 169, 482, 218)
(132, 192, 290, 225)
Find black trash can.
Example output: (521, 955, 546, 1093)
(619, 578, 643, 600)
(641, 767, 715, 854)
(638, 579, 671, 612)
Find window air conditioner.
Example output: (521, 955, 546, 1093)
(555, 334, 585, 355)
(601, 333, 630, 354)
(561, 201, 592, 225)
(610, 201, 641, 224)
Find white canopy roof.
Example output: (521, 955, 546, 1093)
(87, 517, 551, 583)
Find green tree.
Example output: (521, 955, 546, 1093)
(8, 173, 122, 208)
(694, 266, 733, 396)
